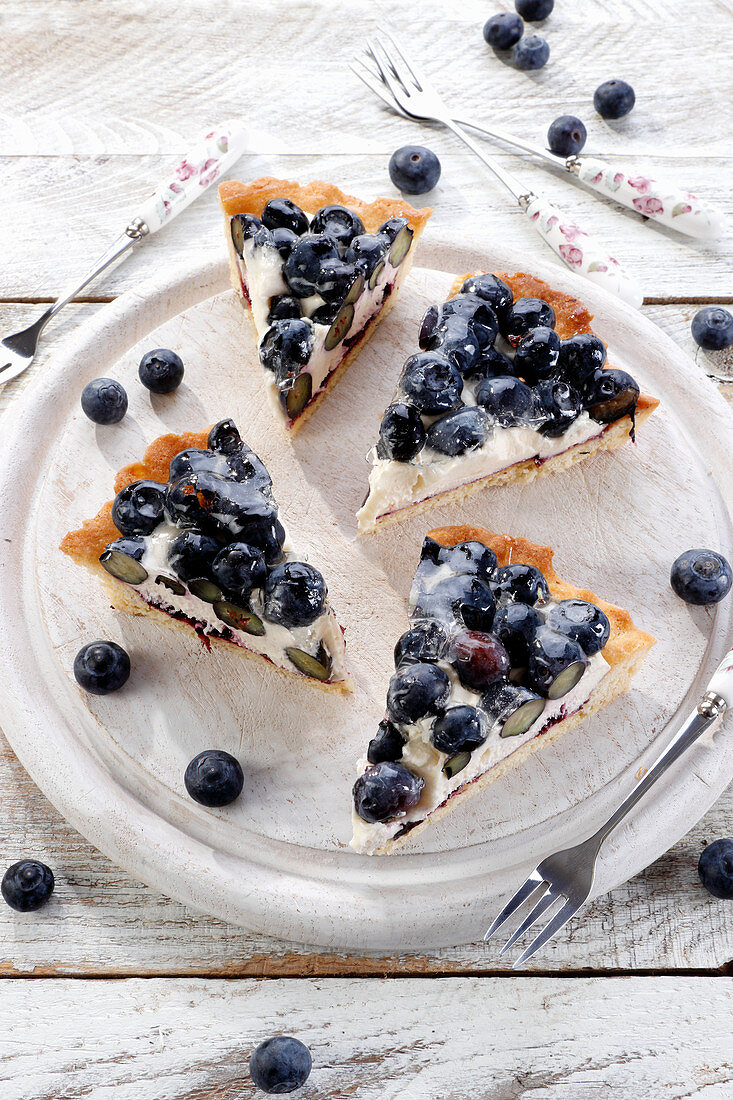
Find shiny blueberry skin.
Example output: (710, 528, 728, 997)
(230, 213, 261, 256)
(513, 326, 561, 384)
(698, 838, 733, 900)
(691, 307, 733, 351)
(448, 630, 511, 692)
(413, 574, 497, 633)
(309, 204, 365, 253)
(400, 351, 463, 415)
(434, 540, 499, 584)
(208, 418, 243, 454)
(432, 705, 487, 755)
(80, 378, 128, 424)
(426, 406, 491, 456)
(138, 348, 184, 394)
(483, 12, 523, 50)
(261, 198, 309, 236)
(461, 273, 513, 320)
(376, 402, 426, 461)
(167, 530, 221, 582)
(468, 344, 516, 382)
(353, 761, 424, 823)
(516, 0, 554, 19)
(249, 1036, 312, 1095)
(259, 319, 314, 387)
(547, 599, 610, 656)
(389, 145, 441, 194)
(437, 295, 499, 349)
(387, 661, 450, 724)
(476, 375, 534, 427)
(111, 479, 166, 535)
(494, 563, 550, 605)
(184, 749, 244, 808)
(670, 549, 733, 606)
(315, 258, 359, 303)
(583, 368, 639, 423)
(394, 619, 449, 668)
(547, 115, 587, 157)
(73, 640, 131, 695)
(310, 303, 339, 326)
(513, 34, 550, 70)
(1, 860, 54, 912)
(270, 226, 299, 258)
(533, 378, 582, 436)
(594, 79, 635, 119)
(264, 561, 327, 628)
(503, 297, 556, 345)
(267, 295, 302, 324)
(283, 233, 340, 297)
(493, 602, 543, 664)
(378, 216, 409, 242)
(555, 333, 607, 388)
(211, 542, 267, 599)
(367, 720, 405, 764)
(166, 471, 278, 544)
(430, 318, 483, 376)
(344, 233, 389, 277)
(527, 626, 587, 697)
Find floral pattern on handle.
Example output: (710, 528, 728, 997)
(574, 156, 724, 239)
(524, 195, 644, 308)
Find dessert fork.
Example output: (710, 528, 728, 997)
(0, 120, 249, 387)
(484, 647, 733, 967)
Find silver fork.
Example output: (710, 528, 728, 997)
(485, 648, 733, 967)
(354, 33, 646, 307)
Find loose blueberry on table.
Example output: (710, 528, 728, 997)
(73, 640, 131, 695)
(249, 1036, 312, 1094)
(670, 549, 732, 606)
(515, 0, 554, 18)
(184, 749, 244, 808)
(80, 377, 128, 424)
(691, 307, 733, 351)
(513, 34, 550, 70)
(138, 348, 185, 394)
(594, 79, 635, 119)
(388, 145, 442, 195)
(2, 860, 55, 912)
(547, 115, 587, 157)
(483, 12, 524, 51)
(698, 838, 733, 900)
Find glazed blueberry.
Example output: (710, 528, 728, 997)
(386, 662, 450, 724)
(283, 233, 340, 297)
(492, 602, 543, 665)
(394, 619, 449, 668)
(310, 204, 365, 253)
(513, 326, 561, 384)
(261, 198, 309, 236)
(138, 348, 184, 394)
(670, 549, 733, 606)
(428, 539, 498, 585)
(344, 233, 389, 278)
(264, 561, 327, 628)
(516, 0, 554, 17)
(426, 406, 491, 456)
(546, 599, 610, 656)
(259, 318, 314, 386)
(73, 640, 131, 695)
(367, 720, 405, 764)
(353, 761, 424, 823)
(412, 574, 496, 632)
(389, 144, 441, 194)
(533, 378, 582, 436)
(594, 79, 635, 119)
(494, 563, 550, 605)
(1, 861, 54, 912)
(556, 333, 607, 388)
(481, 680, 546, 738)
(437, 295, 499, 348)
(315, 258, 359, 303)
(267, 295, 302, 324)
(460, 273, 513, 320)
(270, 226, 299, 258)
(166, 472, 278, 545)
(503, 298, 555, 345)
(527, 625, 587, 699)
(310, 304, 339, 326)
(249, 1036, 312, 1095)
(168, 530, 228, 582)
(430, 317, 483, 376)
(100, 536, 148, 585)
(184, 749, 244, 808)
(80, 378, 128, 424)
(449, 630, 510, 692)
(513, 35, 550, 70)
(230, 213, 262, 256)
(691, 307, 733, 351)
(698, 838, 733, 900)
(111, 479, 166, 536)
(583, 368, 639, 423)
(476, 375, 534, 427)
(400, 352, 463, 415)
(432, 705, 487, 755)
(468, 345, 516, 382)
(378, 216, 409, 242)
(483, 12, 523, 50)
(208, 418, 243, 454)
(547, 115, 587, 157)
(211, 542, 267, 599)
(376, 402, 426, 461)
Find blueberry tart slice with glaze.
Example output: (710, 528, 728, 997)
(350, 525, 654, 854)
(61, 421, 351, 691)
(357, 271, 658, 531)
(219, 177, 431, 431)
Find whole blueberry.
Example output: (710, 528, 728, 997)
(583, 368, 639, 423)
(556, 333, 607, 388)
(138, 348, 184, 394)
(468, 344, 516, 382)
(698, 838, 733, 900)
(315, 258, 359, 303)
(533, 378, 582, 436)
(430, 317, 483, 376)
(547, 115, 587, 157)
(546, 598, 610, 656)
(389, 145, 441, 195)
(413, 574, 496, 633)
(494, 563, 550, 605)
(310, 204, 365, 253)
(376, 402, 426, 461)
(387, 661, 450, 724)
(426, 406, 491, 456)
(476, 375, 534, 427)
(184, 749, 244, 808)
(166, 472, 278, 546)
(460, 273, 513, 319)
(594, 79, 635, 119)
(483, 12, 523, 50)
(249, 1036, 312, 1095)
(73, 640, 131, 695)
(400, 351, 464, 415)
(432, 539, 498, 584)
(211, 542, 267, 598)
(691, 307, 733, 351)
(670, 549, 733, 606)
(367, 720, 405, 764)
(436, 295, 499, 349)
(168, 530, 222, 582)
(270, 226, 299, 258)
(431, 705, 487, 755)
(208, 418, 243, 454)
(513, 326, 561, 384)
(493, 602, 543, 664)
(516, 0, 554, 18)
(112, 479, 166, 536)
(81, 378, 128, 424)
(264, 561, 327, 628)
(394, 619, 449, 668)
(259, 319, 314, 387)
(283, 233, 340, 297)
(353, 761, 424, 823)
(1, 860, 54, 912)
(513, 35, 550, 71)
(261, 198, 309, 236)
(503, 297, 555, 345)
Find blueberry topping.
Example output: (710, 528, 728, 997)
(315, 258, 359, 303)
(111, 479, 166, 536)
(394, 619, 449, 668)
(468, 345, 516, 382)
(698, 838, 733, 900)
(494, 563, 550, 605)
(547, 115, 587, 157)
(169, 447, 271, 496)
(310, 205, 365, 253)
(286, 645, 332, 681)
(513, 34, 550, 70)
(449, 629, 510, 692)
(166, 471, 278, 545)
(670, 549, 733, 606)
(460, 273, 513, 319)
(432, 705, 487, 755)
(379, 216, 409, 243)
(400, 351, 463, 414)
(513, 326, 561, 384)
(492, 602, 543, 664)
(429, 317, 483, 376)
(481, 680, 546, 738)
(483, 12, 523, 50)
(261, 197, 309, 236)
(353, 761, 424, 823)
(249, 1036, 312, 1095)
(138, 348, 184, 394)
(214, 600, 265, 636)
(230, 213, 261, 256)
(211, 542, 267, 599)
(556, 333, 607, 388)
(264, 561, 326, 628)
(546, 599, 610, 656)
(419, 305, 440, 348)
(80, 378, 128, 424)
(208, 418, 243, 454)
(344, 233, 389, 278)
(426, 406, 491, 457)
(270, 226, 299, 258)
(527, 625, 587, 699)
(283, 233, 340, 297)
(367, 720, 406, 764)
(283, 371, 313, 421)
(167, 530, 222, 582)
(1, 860, 54, 912)
(100, 536, 148, 585)
(594, 79, 635, 119)
(412, 574, 496, 633)
(376, 402, 426, 461)
(476, 375, 534, 427)
(516, 0, 554, 17)
(259, 318, 314, 386)
(184, 749, 243, 807)
(583, 368, 639, 424)
(437, 295, 499, 349)
(323, 300, 355, 351)
(388, 144, 441, 194)
(691, 307, 733, 351)
(533, 378, 582, 436)
(73, 640, 131, 695)
(309, 303, 339, 326)
(386, 662, 450, 724)
(431, 540, 498, 584)
(267, 295, 302, 323)
(503, 297, 556, 345)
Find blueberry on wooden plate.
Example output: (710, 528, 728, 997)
(184, 749, 244, 808)
(73, 640, 131, 695)
(138, 348, 184, 394)
(670, 549, 732, 606)
(249, 1035, 312, 1094)
(698, 838, 733, 900)
(1, 860, 54, 912)
(353, 761, 424, 823)
(81, 377, 128, 424)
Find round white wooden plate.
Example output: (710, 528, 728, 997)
(1, 238, 731, 951)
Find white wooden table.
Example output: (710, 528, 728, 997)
(1, 1, 731, 1095)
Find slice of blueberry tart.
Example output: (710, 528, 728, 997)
(350, 525, 654, 854)
(219, 177, 431, 431)
(357, 271, 659, 531)
(61, 420, 351, 691)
